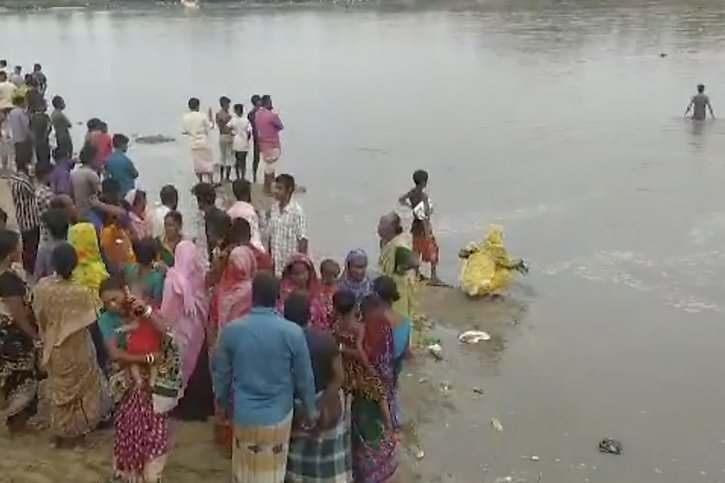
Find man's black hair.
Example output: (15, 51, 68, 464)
(192, 182, 216, 206)
(112, 133, 129, 149)
(160, 185, 178, 208)
(284, 291, 311, 327)
(275, 173, 295, 193)
(42, 209, 70, 241)
(79, 142, 98, 166)
(0, 230, 20, 261)
(232, 179, 252, 202)
(252, 272, 280, 307)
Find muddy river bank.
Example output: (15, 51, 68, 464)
(4, 0, 725, 481)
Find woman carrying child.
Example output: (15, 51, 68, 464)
(97, 277, 177, 483)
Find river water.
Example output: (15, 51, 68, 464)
(5, 1, 725, 481)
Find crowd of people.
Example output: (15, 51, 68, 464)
(0, 62, 447, 483)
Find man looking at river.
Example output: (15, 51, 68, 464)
(256, 95, 283, 195)
(685, 84, 715, 121)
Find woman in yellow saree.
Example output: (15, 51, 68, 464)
(458, 224, 528, 297)
(377, 212, 417, 319)
(67, 222, 109, 304)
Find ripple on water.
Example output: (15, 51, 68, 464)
(543, 249, 725, 314)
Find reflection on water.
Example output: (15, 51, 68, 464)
(4, 1, 725, 481)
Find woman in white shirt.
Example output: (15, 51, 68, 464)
(226, 103, 252, 181)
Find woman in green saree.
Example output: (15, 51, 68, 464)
(377, 212, 417, 320)
(155, 211, 183, 268)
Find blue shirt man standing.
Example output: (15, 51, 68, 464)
(104, 134, 138, 197)
(213, 272, 317, 480)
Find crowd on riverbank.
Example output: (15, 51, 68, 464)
(0, 62, 433, 483)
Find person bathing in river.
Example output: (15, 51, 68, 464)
(685, 84, 715, 121)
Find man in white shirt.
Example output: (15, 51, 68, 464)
(182, 97, 216, 184)
(227, 179, 263, 251)
(9, 66, 23, 87)
(151, 185, 178, 238)
(227, 103, 252, 181)
(0, 71, 17, 111)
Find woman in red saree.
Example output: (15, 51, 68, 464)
(277, 254, 329, 331)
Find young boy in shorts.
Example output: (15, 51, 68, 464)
(399, 169, 442, 285)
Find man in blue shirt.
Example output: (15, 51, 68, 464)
(213, 272, 317, 482)
(104, 134, 138, 197)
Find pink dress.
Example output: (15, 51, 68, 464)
(211, 246, 257, 330)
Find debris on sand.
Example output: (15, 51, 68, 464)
(491, 418, 504, 432)
(439, 381, 453, 396)
(133, 134, 176, 144)
(427, 343, 443, 360)
(458, 330, 491, 343)
(473, 387, 484, 395)
(598, 438, 623, 455)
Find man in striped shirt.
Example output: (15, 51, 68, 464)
(268, 173, 307, 276)
(9, 158, 39, 273)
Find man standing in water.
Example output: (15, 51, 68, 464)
(215, 96, 233, 184)
(685, 84, 715, 120)
(256, 95, 283, 195)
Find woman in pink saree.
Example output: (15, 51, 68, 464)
(159, 240, 214, 422)
(210, 245, 257, 332)
(209, 243, 257, 455)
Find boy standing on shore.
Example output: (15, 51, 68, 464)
(399, 169, 442, 285)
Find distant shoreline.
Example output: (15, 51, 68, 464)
(0, 0, 362, 9)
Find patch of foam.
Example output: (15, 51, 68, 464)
(542, 249, 725, 314)
(688, 212, 725, 245)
